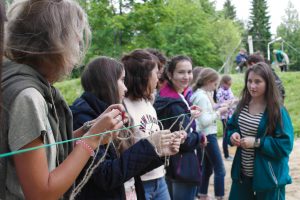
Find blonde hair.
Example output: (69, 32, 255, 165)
(192, 68, 219, 91)
(5, 0, 91, 82)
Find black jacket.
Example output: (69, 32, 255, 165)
(70, 92, 164, 200)
(153, 84, 203, 184)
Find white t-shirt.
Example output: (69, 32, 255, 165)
(123, 98, 165, 183)
(6, 88, 57, 199)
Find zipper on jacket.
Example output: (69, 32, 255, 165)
(268, 161, 278, 187)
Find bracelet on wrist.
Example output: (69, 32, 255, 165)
(76, 139, 95, 156)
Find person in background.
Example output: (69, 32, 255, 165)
(0, 1, 124, 199)
(154, 55, 206, 200)
(70, 56, 181, 200)
(191, 67, 204, 86)
(191, 68, 228, 200)
(216, 75, 235, 161)
(227, 62, 293, 200)
(190, 66, 205, 199)
(273, 49, 289, 72)
(247, 53, 285, 103)
(235, 48, 248, 73)
(146, 48, 168, 91)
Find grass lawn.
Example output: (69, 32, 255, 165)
(55, 71, 300, 136)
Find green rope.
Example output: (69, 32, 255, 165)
(0, 113, 190, 158)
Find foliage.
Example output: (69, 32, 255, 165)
(276, 1, 300, 71)
(156, 0, 220, 67)
(248, 0, 271, 56)
(75, 0, 243, 71)
(55, 78, 83, 105)
(222, 0, 236, 20)
(56, 72, 300, 137)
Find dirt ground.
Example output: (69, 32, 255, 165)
(205, 138, 300, 199)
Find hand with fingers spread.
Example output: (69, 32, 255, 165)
(240, 136, 256, 149)
(190, 105, 202, 119)
(84, 104, 127, 149)
(230, 132, 241, 147)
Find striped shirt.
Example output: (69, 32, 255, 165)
(238, 105, 263, 177)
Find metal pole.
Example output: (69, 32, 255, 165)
(267, 37, 282, 61)
(267, 42, 271, 61)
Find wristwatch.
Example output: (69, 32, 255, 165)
(254, 138, 260, 148)
(82, 121, 93, 133)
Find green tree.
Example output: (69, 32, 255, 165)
(223, 0, 236, 20)
(248, 0, 271, 56)
(158, 0, 219, 67)
(77, 0, 242, 70)
(198, 0, 216, 15)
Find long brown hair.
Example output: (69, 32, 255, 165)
(81, 56, 124, 105)
(235, 62, 282, 136)
(122, 49, 158, 101)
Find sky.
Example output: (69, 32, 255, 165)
(215, 0, 300, 35)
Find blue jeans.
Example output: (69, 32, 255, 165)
(166, 178, 197, 200)
(200, 134, 226, 197)
(143, 177, 170, 200)
(222, 119, 229, 158)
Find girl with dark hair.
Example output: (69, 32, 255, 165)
(71, 56, 181, 200)
(247, 53, 285, 103)
(122, 50, 184, 200)
(154, 55, 206, 200)
(146, 48, 168, 90)
(227, 62, 294, 199)
(1, 1, 124, 199)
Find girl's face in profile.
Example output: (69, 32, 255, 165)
(206, 79, 219, 92)
(247, 71, 266, 99)
(117, 69, 127, 102)
(170, 60, 193, 93)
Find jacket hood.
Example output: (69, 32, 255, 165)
(154, 84, 186, 112)
(70, 92, 108, 129)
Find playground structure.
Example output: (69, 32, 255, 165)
(220, 35, 300, 74)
